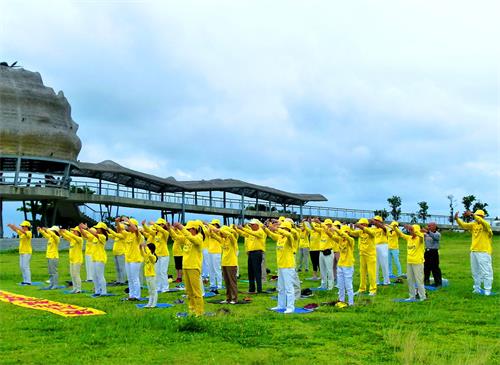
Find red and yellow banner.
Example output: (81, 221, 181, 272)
(0, 290, 106, 317)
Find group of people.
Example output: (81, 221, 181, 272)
(7, 208, 494, 315)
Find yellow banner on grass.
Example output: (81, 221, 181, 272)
(0, 290, 106, 317)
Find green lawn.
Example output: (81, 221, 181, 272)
(0, 232, 499, 365)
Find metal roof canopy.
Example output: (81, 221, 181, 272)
(72, 160, 327, 205)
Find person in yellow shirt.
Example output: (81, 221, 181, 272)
(207, 219, 224, 290)
(311, 218, 335, 290)
(173, 220, 204, 316)
(350, 218, 377, 296)
(83, 231, 94, 282)
(455, 210, 494, 295)
(38, 226, 61, 289)
(395, 224, 426, 301)
(332, 225, 355, 306)
(387, 221, 403, 277)
(235, 219, 267, 294)
(107, 218, 127, 285)
(7, 221, 33, 285)
(119, 217, 144, 300)
(79, 222, 109, 296)
(297, 221, 310, 272)
(143, 218, 170, 293)
(303, 218, 322, 280)
(264, 220, 296, 314)
(60, 227, 84, 293)
(140, 242, 158, 308)
(371, 216, 391, 285)
(220, 226, 239, 304)
(168, 224, 186, 283)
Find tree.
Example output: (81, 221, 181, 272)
(472, 201, 489, 217)
(417, 201, 429, 223)
(387, 196, 402, 221)
(462, 195, 476, 222)
(447, 195, 455, 225)
(374, 209, 389, 221)
(409, 213, 418, 224)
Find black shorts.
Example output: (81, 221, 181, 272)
(174, 256, 183, 270)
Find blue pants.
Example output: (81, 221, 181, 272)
(389, 249, 402, 276)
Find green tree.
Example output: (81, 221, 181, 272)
(462, 195, 476, 222)
(374, 209, 389, 221)
(447, 194, 455, 225)
(387, 196, 402, 220)
(417, 201, 429, 223)
(410, 213, 418, 224)
(472, 201, 489, 217)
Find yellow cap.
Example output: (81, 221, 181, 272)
(335, 302, 348, 309)
(221, 226, 232, 234)
(249, 219, 262, 226)
(71, 226, 80, 232)
(94, 222, 108, 230)
(474, 209, 485, 217)
(185, 221, 200, 230)
(357, 218, 369, 225)
(373, 215, 383, 222)
(155, 218, 167, 225)
(49, 226, 60, 232)
(20, 220, 31, 228)
(333, 220, 341, 227)
(129, 218, 139, 226)
(340, 225, 351, 233)
(280, 221, 292, 230)
(324, 219, 333, 225)
(278, 216, 286, 222)
(412, 224, 421, 231)
(211, 219, 221, 226)
(390, 221, 399, 226)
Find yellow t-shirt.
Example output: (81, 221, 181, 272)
(169, 228, 186, 257)
(40, 230, 60, 259)
(146, 224, 170, 257)
(16, 229, 32, 254)
(125, 231, 144, 263)
(143, 248, 157, 277)
(350, 227, 377, 257)
(374, 227, 388, 245)
(299, 229, 310, 249)
(180, 228, 203, 270)
(456, 217, 493, 254)
(207, 230, 223, 254)
(221, 233, 238, 267)
(84, 239, 93, 256)
(108, 226, 127, 256)
(61, 231, 83, 264)
(265, 228, 295, 269)
(398, 229, 425, 264)
(239, 227, 267, 252)
(305, 223, 322, 251)
(387, 229, 399, 250)
(338, 233, 355, 267)
(91, 234, 108, 264)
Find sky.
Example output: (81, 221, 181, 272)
(1, 0, 499, 229)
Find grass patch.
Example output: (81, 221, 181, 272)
(0, 232, 499, 364)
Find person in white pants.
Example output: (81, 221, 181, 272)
(60, 227, 84, 293)
(80, 222, 109, 296)
(143, 219, 171, 293)
(319, 251, 334, 290)
(84, 238, 94, 282)
(141, 243, 158, 308)
(455, 210, 494, 295)
(332, 225, 356, 306)
(371, 216, 390, 285)
(265, 221, 296, 314)
(120, 217, 144, 300)
(8, 221, 33, 285)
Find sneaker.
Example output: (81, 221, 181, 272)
(368, 292, 376, 296)
(354, 291, 364, 296)
(270, 306, 282, 311)
(472, 289, 481, 294)
(297, 269, 302, 272)
(404, 297, 416, 302)
(484, 290, 491, 296)
(335, 302, 348, 309)
(220, 300, 228, 304)
(229, 301, 236, 305)
(284, 308, 294, 314)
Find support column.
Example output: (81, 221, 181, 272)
(240, 194, 245, 224)
(223, 192, 226, 208)
(181, 191, 186, 223)
(299, 205, 303, 221)
(0, 198, 3, 238)
(209, 191, 212, 207)
(195, 192, 198, 205)
(14, 157, 21, 186)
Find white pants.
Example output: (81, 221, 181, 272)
(85, 254, 94, 281)
(208, 253, 223, 288)
(376, 243, 390, 285)
(93, 261, 107, 295)
(156, 256, 170, 292)
(128, 262, 142, 299)
(19, 254, 31, 283)
(48, 258, 59, 288)
(125, 261, 130, 283)
(114, 254, 126, 283)
(470, 252, 493, 291)
(202, 248, 210, 278)
(261, 253, 267, 282)
(407, 263, 426, 300)
(146, 276, 158, 307)
(277, 268, 295, 311)
(70, 263, 82, 292)
(319, 252, 334, 289)
(338, 266, 354, 305)
(293, 270, 301, 299)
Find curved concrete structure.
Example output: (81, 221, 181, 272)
(0, 65, 81, 160)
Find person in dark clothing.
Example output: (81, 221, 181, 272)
(422, 222, 442, 287)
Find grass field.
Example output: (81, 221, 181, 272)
(0, 231, 499, 365)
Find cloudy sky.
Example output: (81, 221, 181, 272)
(1, 0, 499, 225)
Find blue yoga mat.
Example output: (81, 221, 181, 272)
(204, 292, 217, 298)
(40, 285, 66, 290)
(268, 307, 313, 314)
(393, 298, 420, 303)
(310, 287, 328, 291)
(476, 289, 498, 296)
(89, 293, 118, 298)
(18, 281, 44, 286)
(63, 290, 89, 294)
(136, 303, 174, 309)
(424, 285, 440, 291)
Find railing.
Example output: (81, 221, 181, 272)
(1, 171, 496, 225)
